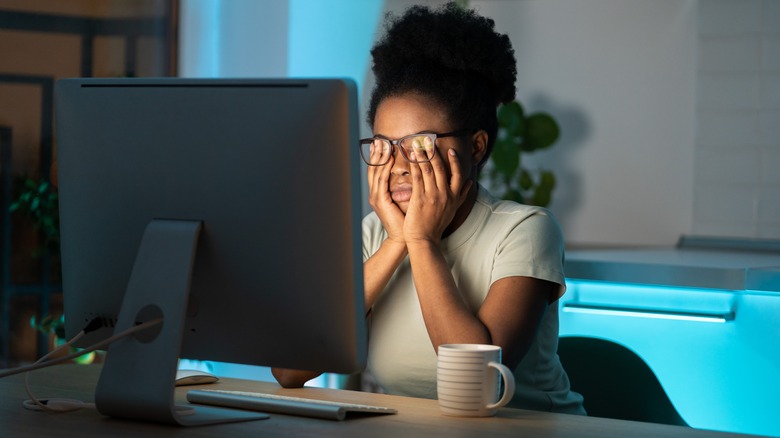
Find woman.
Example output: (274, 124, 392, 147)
(274, 2, 584, 414)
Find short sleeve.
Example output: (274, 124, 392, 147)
(490, 211, 566, 300)
(361, 212, 386, 262)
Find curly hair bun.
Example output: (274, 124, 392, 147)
(371, 2, 516, 105)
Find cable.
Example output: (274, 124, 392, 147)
(22, 398, 95, 413)
(0, 317, 162, 379)
(0, 317, 163, 413)
(23, 330, 92, 413)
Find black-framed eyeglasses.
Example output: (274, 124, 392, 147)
(359, 129, 474, 166)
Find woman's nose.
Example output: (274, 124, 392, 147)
(390, 149, 410, 175)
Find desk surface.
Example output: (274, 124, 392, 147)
(0, 364, 762, 437)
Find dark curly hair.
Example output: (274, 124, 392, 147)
(367, 2, 517, 168)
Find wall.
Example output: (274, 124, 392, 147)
(179, 0, 381, 95)
(180, 1, 780, 245)
(179, 0, 288, 78)
(694, 0, 780, 239)
(469, 0, 697, 246)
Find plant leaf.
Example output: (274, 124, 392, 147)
(519, 169, 534, 191)
(525, 113, 560, 151)
(532, 185, 552, 207)
(497, 101, 525, 137)
(540, 170, 556, 190)
(491, 137, 519, 176)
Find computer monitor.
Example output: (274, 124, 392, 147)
(54, 78, 366, 425)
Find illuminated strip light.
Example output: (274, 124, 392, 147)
(562, 303, 735, 323)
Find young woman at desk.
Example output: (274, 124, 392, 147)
(273, 2, 584, 415)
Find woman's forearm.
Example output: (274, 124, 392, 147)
(406, 240, 491, 349)
(363, 239, 407, 311)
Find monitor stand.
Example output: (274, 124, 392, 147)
(94, 219, 268, 426)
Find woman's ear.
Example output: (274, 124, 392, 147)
(471, 129, 489, 165)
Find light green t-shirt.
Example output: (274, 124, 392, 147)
(362, 186, 585, 414)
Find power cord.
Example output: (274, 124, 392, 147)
(0, 317, 163, 413)
(23, 331, 94, 413)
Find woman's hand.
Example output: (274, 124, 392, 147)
(404, 140, 472, 245)
(367, 151, 406, 246)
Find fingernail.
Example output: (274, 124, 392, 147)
(449, 149, 456, 156)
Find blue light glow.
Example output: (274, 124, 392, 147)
(560, 279, 780, 437)
(561, 303, 733, 323)
(288, 0, 383, 95)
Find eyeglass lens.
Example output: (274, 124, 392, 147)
(362, 134, 436, 165)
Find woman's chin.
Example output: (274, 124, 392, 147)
(394, 200, 409, 214)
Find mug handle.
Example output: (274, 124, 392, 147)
(485, 361, 516, 409)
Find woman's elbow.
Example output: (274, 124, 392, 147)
(271, 368, 316, 388)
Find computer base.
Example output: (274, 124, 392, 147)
(94, 219, 266, 426)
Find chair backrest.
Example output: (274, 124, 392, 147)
(557, 336, 688, 426)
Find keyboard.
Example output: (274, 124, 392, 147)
(187, 389, 398, 421)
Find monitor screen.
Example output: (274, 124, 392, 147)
(55, 78, 366, 384)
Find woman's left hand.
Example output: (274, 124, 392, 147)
(403, 139, 472, 245)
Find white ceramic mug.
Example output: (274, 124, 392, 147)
(437, 344, 515, 417)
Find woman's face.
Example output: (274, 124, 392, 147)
(372, 93, 475, 214)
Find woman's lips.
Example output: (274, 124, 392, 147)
(391, 184, 412, 203)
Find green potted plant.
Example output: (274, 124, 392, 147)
(29, 313, 98, 364)
(480, 101, 560, 207)
(9, 176, 60, 257)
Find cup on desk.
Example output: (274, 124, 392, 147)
(436, 344, 515, 417)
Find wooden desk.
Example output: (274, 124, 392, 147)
(0, 364, 760, 437)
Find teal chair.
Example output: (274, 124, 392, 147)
(557, 336, 688, 426)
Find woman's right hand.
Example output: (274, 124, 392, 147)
(364, 154, 409, 310)
(367, 155, 405, 245)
